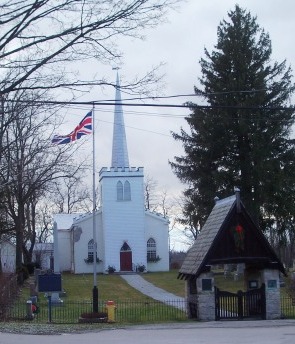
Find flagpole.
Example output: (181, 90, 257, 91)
(92, 105, 98, 313)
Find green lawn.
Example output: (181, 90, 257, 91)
(141, 270, 185, 297)
(19, 270, 255, 302)
(15, 270, 295, 323)
(142, 270, 246, 296)
(214, 273, 245, 292)
(17, 272, 187, 324)
(62, 273, 156, 301)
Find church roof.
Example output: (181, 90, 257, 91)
(145, 209, 170, 223)
(179, 192, 286, 279)
(71, 209, 102, 226)
(111, 72, 129, 168)
(53, 213, 83, 230)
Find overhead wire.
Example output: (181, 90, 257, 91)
(2, 89, 295, 139)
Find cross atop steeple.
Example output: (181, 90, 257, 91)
(111, 72, 129, 168)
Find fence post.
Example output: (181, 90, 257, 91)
(237, 290, 243, 319)
(25, 300, 34, 320)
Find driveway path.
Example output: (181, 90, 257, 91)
(120, 274, 185, 310)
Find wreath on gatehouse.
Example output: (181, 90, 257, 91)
(231, 223, 245, 253)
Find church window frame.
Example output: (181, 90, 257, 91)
(121, 241, 131, 252)
(87, 239, 98, 263)
(117, 181, 123, 201)
(147, 238, 157, 262)
(117, 180, 131, 201)
(124, 181, 131, 200)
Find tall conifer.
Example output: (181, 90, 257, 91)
(171, 5, 295, 234)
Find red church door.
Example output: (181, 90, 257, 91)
(120, 242, 132, 271)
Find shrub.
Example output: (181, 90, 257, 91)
(106, 265, 116, 273)
(136, 264, 146, 273)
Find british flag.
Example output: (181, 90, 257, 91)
(52, 111, 92, 145)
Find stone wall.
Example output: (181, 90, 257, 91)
(262, 269, 281, 320)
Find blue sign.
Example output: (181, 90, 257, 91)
(38, 272, 62, 293)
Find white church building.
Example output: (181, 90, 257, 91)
(54, 74, 170, 274)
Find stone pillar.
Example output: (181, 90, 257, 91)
(262, 269, 281, 319)
(196, 272, 215, 321)
(185, 278, 198, 318)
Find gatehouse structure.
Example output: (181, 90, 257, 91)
(179, 190, 286, 321)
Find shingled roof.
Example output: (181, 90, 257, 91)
(179, 192, 286, 280)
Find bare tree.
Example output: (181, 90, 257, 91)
(144, 175, 158, 211)
(0, 0, 180, 96)
(35, 203, 54, 244)
(50, 174, 94, 214)
(0, 89, 84, 270)
(144, 176, 175, 218)
(172, 195, 199, 244)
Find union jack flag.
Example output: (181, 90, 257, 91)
(52, 111, 92, 145)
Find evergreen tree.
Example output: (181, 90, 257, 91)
(170, 5, 295, 235)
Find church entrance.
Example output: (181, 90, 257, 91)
(120, 242, 132, 271)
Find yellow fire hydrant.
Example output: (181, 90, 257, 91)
(106, 300, 116, 322)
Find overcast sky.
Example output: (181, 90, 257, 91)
(59, 0, 295, 250)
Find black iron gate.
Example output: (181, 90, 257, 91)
(215, 284, 266, 320)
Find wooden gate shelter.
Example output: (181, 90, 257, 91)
(178, 190, 286, 321)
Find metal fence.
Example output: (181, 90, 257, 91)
(280, 295, 295, 319)
(0, 274, 18, 321)
(0, 298, 188, 324)
(1, 295, 295, 324)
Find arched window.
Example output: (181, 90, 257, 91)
(116, 180, 131, 201)
(88, 239, 97, 262)
(121, 242, 131, 251)
(147, 238, 157, 261)
(117, 181, 123, 201)
(124, 181, 131, 200)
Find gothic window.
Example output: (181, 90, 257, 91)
(88, 239, 97, 261)
(124, 181, 131, 200)
(117, 181, 123, 201)
(121, 242, 131, 251)
(147, 238, 157, 261)
(117, 180, 131, 201)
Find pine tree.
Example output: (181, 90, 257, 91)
(170, 5, 295, 234)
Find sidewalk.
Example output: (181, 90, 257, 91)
(120, 274, 185, 310)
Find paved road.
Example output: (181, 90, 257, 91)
(120, 274, 185, 310)
(1, 321, 295, 344)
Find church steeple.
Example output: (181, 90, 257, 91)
(111, 72, 129, 168)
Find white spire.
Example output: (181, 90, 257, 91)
(111, 72, 129, 168)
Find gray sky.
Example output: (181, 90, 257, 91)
(59, 0, 295, 250)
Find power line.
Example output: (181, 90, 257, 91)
(4, 97, 295, 112)
(97, 120, 172, 137)
(106, 88, 269, 102)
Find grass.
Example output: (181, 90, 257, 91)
(214, 273, 245, 292)
(20, 273, 158, 302)
(10, 270, 295, 325)
(142, 270, 245, 296)
(61, 273, 153, 301)
(141, 270, 185, 297)
(19, 269, 260, 303)
(15, 271, 187, 324)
